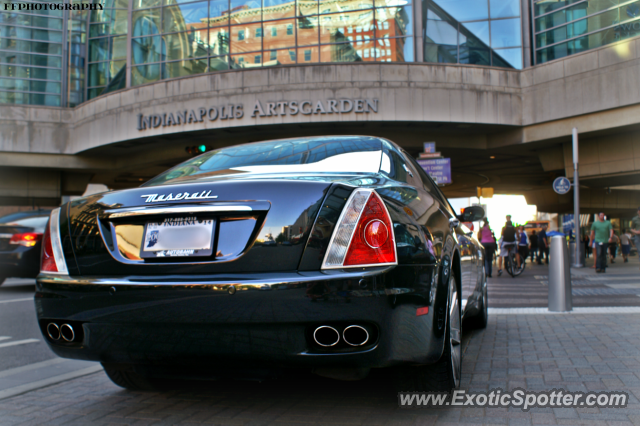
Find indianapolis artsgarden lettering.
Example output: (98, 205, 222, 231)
(137, 98, 378, 131)
(3, 2, 103, 10)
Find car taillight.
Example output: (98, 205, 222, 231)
(322, 189, 397, 269)
(9, 232, 42, 247)
(40, 208, 68, 275)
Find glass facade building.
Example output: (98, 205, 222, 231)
(424, 0, 523, 69)
(0, 0, 65, 106)
(7, 0, 638, 107)
(534, 0, 640, 64)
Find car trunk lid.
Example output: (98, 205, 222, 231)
(67, 179, 333, 275)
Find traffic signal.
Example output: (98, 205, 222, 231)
(185, 145, 208, 155)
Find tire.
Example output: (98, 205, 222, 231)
(395, 276, 462, 392)
(467, 267, 488, 329)
(102, 364, 159, 391)
(506, 251, 524, 277)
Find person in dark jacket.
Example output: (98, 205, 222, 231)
(529, 230, 538, 263)
(537, 225, 549, 264)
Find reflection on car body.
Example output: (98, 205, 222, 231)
(35, 136, 487, 392)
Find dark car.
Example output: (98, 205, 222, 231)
(0, 209, 51, 285)
(35, 136, 487, 392)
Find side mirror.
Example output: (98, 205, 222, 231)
(460, 206, 485, 222)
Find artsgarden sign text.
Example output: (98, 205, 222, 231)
(137, 98, 379, 131)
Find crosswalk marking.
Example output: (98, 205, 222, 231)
(0, 337, 11, 342)
(0, 298, 32, 304)
(0, 339, 39, 349)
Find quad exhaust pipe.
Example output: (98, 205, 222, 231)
(46, 323, 60, 340)
(313, 326, 340, 347)
(313, 325, 370, 347)
(46, 322, 75, 342)
(342, 325, 369, 346)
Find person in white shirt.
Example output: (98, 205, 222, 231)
(620, 229, 632, 263)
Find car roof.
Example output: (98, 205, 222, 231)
(0, 209, 51, 224)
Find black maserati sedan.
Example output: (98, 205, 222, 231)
(35, 136, 487, 392)
(0, 209, 51, 285)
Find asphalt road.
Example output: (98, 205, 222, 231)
(0, 278, 55, 371)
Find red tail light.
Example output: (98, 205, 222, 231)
(40, 208, 68, 275)
(9, 232, 43, 247)
(41, 225, 57, 272)
(322, 189, 397, 269)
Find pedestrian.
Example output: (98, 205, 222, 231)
(518, 225, 529, 265)
(582, 233, 590, 258)
(498, 217, 518, 276)
(590, 212, 614, 273)
(537, 224, 549, 265)
(609, 231, 619, 264)
(477, 219, 496, 278)
(620, 229, 631, 263)
(530, 230, 539, 262)
(631, 207, 640, 268)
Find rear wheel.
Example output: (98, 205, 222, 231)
(395, 276, 461, 392)
(102, 364, 159, 391)
(467, 268, 488, 329)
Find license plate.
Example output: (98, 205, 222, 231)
(141, 217, 215, 258)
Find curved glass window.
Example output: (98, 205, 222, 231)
(534, 0, 640, 64)
(422, 0, 523, 68)
(0, 1, 64, 105)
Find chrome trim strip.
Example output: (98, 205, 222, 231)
(46, 208, 68, 275)
(37, 267, 394, 287)
(321, 188, 371, 269)
(105, 205, 252, 218)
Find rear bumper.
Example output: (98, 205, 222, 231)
(35, 265, 443, 373)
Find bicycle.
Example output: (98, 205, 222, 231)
(504, 243, 525, 277)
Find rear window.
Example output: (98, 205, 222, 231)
(145, 136, 383, 186)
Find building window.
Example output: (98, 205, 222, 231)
(238, 30, 245, 41)
(287, 24, 293, 35)
(289, 50, 296, 61)
(254, 54, 261, 63)
(424, 0, 522, 69)
(256, 28, 263, 38)
(304, 49, 311, 61)
(270, 50, 277, 60)
(271, 27, 277, 37)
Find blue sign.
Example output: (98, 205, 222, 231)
(553, 177, 571, 194)
(417, 158, 452, 185)
(563, 214, 574, 235)
(423, 142, 436, 153)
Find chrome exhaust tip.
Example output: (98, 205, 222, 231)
(342, 325, 369, 347)
(313, 326, 340, 347)
(60, 324, 75, 342)
(47, 323, 60, 341)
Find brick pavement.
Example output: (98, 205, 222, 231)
(3, 311, 640, 425)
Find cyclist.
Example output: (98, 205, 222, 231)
(498, 217, 519, 276)
(517, 225, 529, 268)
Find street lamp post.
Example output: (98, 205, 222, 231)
(572, 127, 583, 267)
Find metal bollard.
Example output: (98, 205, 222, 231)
(548, 236, 572, 312)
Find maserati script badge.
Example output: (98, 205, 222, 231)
(140, 191, 218, 203)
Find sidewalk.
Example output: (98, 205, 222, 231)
(1, 313, 640, 424)
(488, 254, 640, 308)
